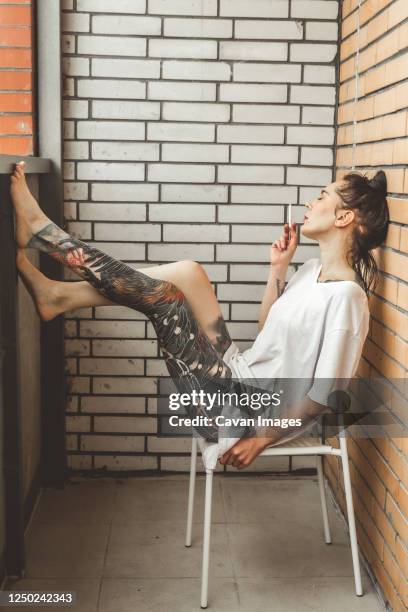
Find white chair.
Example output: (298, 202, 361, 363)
(185, 428, 363, 608)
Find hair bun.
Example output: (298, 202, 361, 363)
(368, 170, 387, 197)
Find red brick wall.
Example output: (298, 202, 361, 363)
(328, 1, 408, 610)
(0, 0, 34, 155)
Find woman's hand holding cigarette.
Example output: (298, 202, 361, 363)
(270, 222, 298, 267)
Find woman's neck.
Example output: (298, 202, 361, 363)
(318, 241, 355, 281)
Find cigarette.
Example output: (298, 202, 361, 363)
(288, 203, 292, 226)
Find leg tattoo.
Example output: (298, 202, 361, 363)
(28, 223, 235, 440)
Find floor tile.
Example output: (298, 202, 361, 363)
(99, 577, 239, 611)
(113, 476, 226, 524)
(25, 523, 109, 578)
(104, 521, 233, 578)
(237, 577, 385, 611)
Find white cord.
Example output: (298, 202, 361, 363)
(351, 0, 362, 170)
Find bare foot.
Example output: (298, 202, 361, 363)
(10, 161, 51, 248)
(16, 249, 67, 321)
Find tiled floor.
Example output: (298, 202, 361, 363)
(7, 474, 385, 611)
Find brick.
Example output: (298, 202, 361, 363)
(162, 60, 231, 81)
(218, 164, 284, 184)
(220, 41, 287, 61)
(0, 26, 31, 47)
(0, 6, 31, 26)
(220, 83, 287, 103)
(149, 203, 215, 222)
(81, 395, 146, 413)
(92, 100, 160, 120)
(233, 62, 301, 83)
(161, 143, 228, 163)
(80, 319, 144, 338)
(147, 436, 192, 453)
(149, 38, 217, 59)
(62, 12, 90, 32)
(162, 102, 230, 122)
(302, 106, 335, 125)
(164, 17, 232, 39)
(78, 35, 146, 57)
(220, 0, 289, 18)
(94, 416, 156, 434)
(80, 435, 144, 452)
(87, 242, 144, 261)
(218, 205, 284, 224)
(92, 183, 158, 202)
(290, 44, 337, 63)
(217, 244, 269, 264)
(304, 65, 336, 84)
(233, 104, 299, 124)
(148, 121, 214, 142)
(306, 21, 338, 41)
(148, 163, 214, 183)
(92, 142, 159, 161)
(63, 99, 88, 118)
(148, 0, 217, 16)
(77, 162, 144, 181)
(62, 57, 90, 76)
(77, 121, 145, 140)
(300, 147, 333, 166)
(291, 0, 338, 19)
(148, 243, 214, 262)
(93, 339, 157, 357)
(231, 145, 298, 164)
(94, 455, 157, 470)
(92, 58, 160, 79)
(0, 70, 31, 91)
(64, 182, 88, 200)
(163, 223, 229, 242)
(77, 0, 146, 12)
(92, 15, 161, 35)
(231, 185, 297, 203)
(287, 167, 333, 186)
(232, 225, 282, 243)
(287, 126, 334, 145)
(80, 357, 144, 375)
(78, 79, 146, 99)
(148, 80, 215, 101)
(235, 19, 303, 40)
(161, 184, 228, 203)
(94, 222, 160, 242)
(291, 85, 335, 105)
(217, 125, 284, 144)
(93, 377, 156, 395)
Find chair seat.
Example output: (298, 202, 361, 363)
(261, 436, 341, 456)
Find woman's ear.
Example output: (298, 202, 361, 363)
(334, 207, 355, 228)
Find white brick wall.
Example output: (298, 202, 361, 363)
(62, 0, 339, 472)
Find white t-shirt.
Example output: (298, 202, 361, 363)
(224, 257, 370, 406)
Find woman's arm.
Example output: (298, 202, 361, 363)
(258, 222, 298, 330)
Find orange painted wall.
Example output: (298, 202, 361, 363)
(327, 1, 408, 610)
(0, 0, 34, 155)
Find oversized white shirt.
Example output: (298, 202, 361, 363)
(225, 257, 370, 406)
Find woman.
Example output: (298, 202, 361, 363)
(10, 161, 389, 469)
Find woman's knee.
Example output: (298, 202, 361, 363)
(177, 260, 206, 280)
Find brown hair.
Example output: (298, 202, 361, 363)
(334, 169, 389, 295)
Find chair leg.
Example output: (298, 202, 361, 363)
(339, 436, 363, 596)
(316, 455, 331, 544)
(201, 469, 213, 609)
(185, 436, 198, 547)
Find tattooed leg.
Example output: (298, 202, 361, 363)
(27, 222, 236, 440)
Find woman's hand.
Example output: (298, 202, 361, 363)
(270, 222, 297, 267)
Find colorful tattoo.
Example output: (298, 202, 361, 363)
(28, 223, 235, 441)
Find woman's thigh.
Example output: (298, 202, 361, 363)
(136, 260, 232, 356)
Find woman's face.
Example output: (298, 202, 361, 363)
(300, 180, 350, 240)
